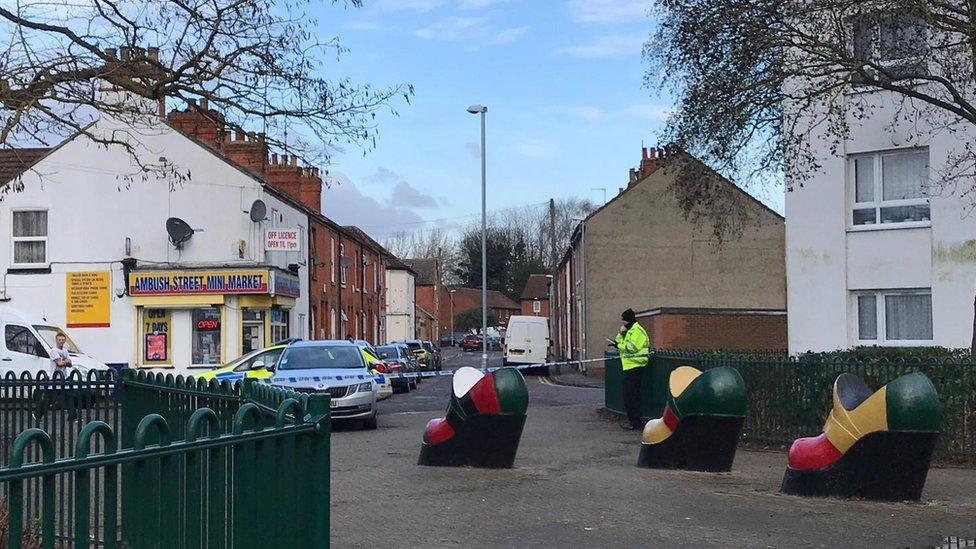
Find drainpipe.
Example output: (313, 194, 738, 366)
(580, 220, 587, 373)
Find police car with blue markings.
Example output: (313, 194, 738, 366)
(269, 339, 379, 430)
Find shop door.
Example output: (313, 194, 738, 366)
(243, 322, 264, 354)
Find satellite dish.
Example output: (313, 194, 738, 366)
(249, 199, 267, 223)
(166, 217, 194, 249)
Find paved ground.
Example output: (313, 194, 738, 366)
(330, 351, 976, 548)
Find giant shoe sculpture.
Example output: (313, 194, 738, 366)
(419, 366, 529, 468)
(781, 372, 941, 501)
(638, 366, 746, 472)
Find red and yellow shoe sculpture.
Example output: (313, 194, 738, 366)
(638, 366, 746, 472)
(781, 372, 941, 501)
(419, 366, 529, 468)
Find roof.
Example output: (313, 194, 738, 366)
(447, 286, 520, 311)
(520, 274, 551, 301)
(0, 148, 52, 185)
(385, 255, 416, 274)
(403, 258, 439, 286)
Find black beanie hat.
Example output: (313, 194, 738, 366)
(621, 308, 636, 323)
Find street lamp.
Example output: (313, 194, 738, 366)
(467, 104, 488, 371)
(449, 289, 457, 344)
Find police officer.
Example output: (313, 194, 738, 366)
(612, 308, 649, 430)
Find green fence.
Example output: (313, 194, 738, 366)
(0, 370, 331, 548)
(605, 351, 976, 462)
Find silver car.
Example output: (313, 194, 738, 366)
(269, 340, 378, 429)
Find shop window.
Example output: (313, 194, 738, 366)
(850, 149, 929, 227)
(12, 210, 48, 267)
(192, 307, 222, 365)
(143, 309, 171, 364)
(271, 307, 290, 344)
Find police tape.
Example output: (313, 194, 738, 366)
(270, 353, 651, 385)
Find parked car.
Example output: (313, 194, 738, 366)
(487, 335, 502, 351)
(400, 339, 432, 370)
(198, 340, 292, 381)
(439, 332, 464, 347)
(374, 343, 417, 393)
(0, 306, 110, 377)
(503, 315, 551, 374)
(459, 334, 483, 352)
(352, 339, 393, 400)
(270, 340, 378, 429)
(422, 340, 442, 370)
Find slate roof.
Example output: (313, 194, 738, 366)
(403, 258, 439, 286)
(0, 148, 51, 185)
(520, 274, 551, 301)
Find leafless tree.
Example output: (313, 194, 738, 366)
(0, 0, 411, 189)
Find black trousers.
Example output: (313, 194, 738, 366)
(623, 367, 645, 428)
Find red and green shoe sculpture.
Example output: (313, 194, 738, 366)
(419, 366, 529, 468)
(781, 372, 941, 501)
(638, 366, 746, 472)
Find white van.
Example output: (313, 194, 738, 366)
(503, 315, 551, 372)
(0, 307, 110, 377)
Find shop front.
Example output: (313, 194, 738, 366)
(129, 267, 301, 372)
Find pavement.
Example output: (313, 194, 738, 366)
(330, 351, 976, 548)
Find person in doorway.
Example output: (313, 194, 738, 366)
(52, 332, 73, 371)
(612, 308, 649, 430)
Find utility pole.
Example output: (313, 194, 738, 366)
(549, 198, 557, 269)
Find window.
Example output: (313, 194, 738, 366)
(330, 238, 336, 283)
(855, 290, 933, 344)
(532, 300, 542, 314)
(360, 251, 367, 293)
(374, 260, 379, 293)
(853, 11, 928, 81)
(339, 243, 346, 285)
(12, 210, 48, 267)
(191, 308, 222, 365)
(330, 308, 336, 339)
(4, 325, 46, 357)
(271, 307, 290, 343)
(850, 150, 929, 226)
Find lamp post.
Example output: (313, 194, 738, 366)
(467, 104, 488, 371)
(449, 289, 457, 345)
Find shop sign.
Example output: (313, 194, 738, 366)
(271, 271, 301, 298)
(144, 308, 171, 363)
(266, 228, 300, 251)
(66, 271, 111, 328)
(130, 270, 269, 296)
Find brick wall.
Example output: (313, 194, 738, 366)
(637, 310, 787, 351)
(520, 298, 550, 317)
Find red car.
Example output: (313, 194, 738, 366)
(459, 334, 483, 352)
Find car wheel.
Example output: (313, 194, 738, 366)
(362, 415, 378, 430)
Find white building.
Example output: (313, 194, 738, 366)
(0, 110, 309, 373)
(786, 19, 976, 352)
(384, 260, 416, 342)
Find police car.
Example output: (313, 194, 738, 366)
(270, 340, 378, 429)
(196, 339, 298, 382)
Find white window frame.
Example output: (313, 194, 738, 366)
(330, 238, 336, 283)
(298, 225, 307, 264)
(853, 289, 934, 346)
(532, 299, 541, 314)
(11, 208, 49, 268)
(360, 251, 367, 294)
(848, 149, 930, 230)
(851, 11, 929, 80)
(330, 308, 336, 339)
(339, 243, 346, 286)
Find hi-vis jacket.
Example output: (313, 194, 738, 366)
(615, 322, 649, 371)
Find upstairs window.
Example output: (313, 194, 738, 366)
(853, 11, 928, 81)
(850, 149, 929, 227)
(330, 238, 336, 283)
(339, 243, 346, 285)
(12, 210, 48, 267)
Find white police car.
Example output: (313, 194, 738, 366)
(270, 340, 378, 429)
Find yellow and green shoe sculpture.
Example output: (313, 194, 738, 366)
(419, 367, 529, 468)
(781, 372, 941, 501)
(638, 366, 746, 472)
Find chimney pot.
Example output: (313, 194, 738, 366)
(313, 167, 320, 177)
(290, 156, 298, 167)
(234, 130, 244, 142)
(271, 153, 278, 165)
(642, 147, 648, 160)
(120, 46, 131, 60)
(257, 132, 265, 142)
(147, 47, 159, 62)
(186, 98, 197, 108)
(105, 48, 117, 60)
(247, 132, 256, 142)
(199, 98, 208, 111)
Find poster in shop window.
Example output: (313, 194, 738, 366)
(144, 309, 171, 364)
(66, 271, 111, 328)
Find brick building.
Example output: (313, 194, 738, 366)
(169, 100, 390, 344)
(551, 146, 787, 375)
(403, 258, 441, 341)
(520, 274, 551, 317)
(440, 286, 521, 332)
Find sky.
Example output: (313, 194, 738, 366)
(314, 0, 782, 242)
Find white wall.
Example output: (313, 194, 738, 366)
(786, 90, 976, 352)
(0, 113, 310, 369)
(385, 269, 415, 342)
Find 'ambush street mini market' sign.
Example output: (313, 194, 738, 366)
(130, 269, 270, 296)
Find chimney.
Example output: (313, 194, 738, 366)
(222, 129, 268, 177)
(266, 154, 323, 213)
(99, 44, 166, 116)
(167, 97, 225, 149)
(630, 145, 667, 187)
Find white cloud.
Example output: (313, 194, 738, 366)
(567, 0, 650, 24)
(512, 138, 558, 158)
(623, 103, 674, 122)
(348, 20, 380, 30)
(555, 34, 645, 58)
(412, 17, 529, 45)
(322, 172, 426, 232)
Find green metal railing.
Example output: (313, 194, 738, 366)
(605, 351, 976, 462)
(1, 370, 331, 548)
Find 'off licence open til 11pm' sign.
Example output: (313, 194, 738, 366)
(266, 228, 300, 251)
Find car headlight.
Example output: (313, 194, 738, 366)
(357, 382, 373, 393)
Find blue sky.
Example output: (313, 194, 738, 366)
(315, 0, 782, 241)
